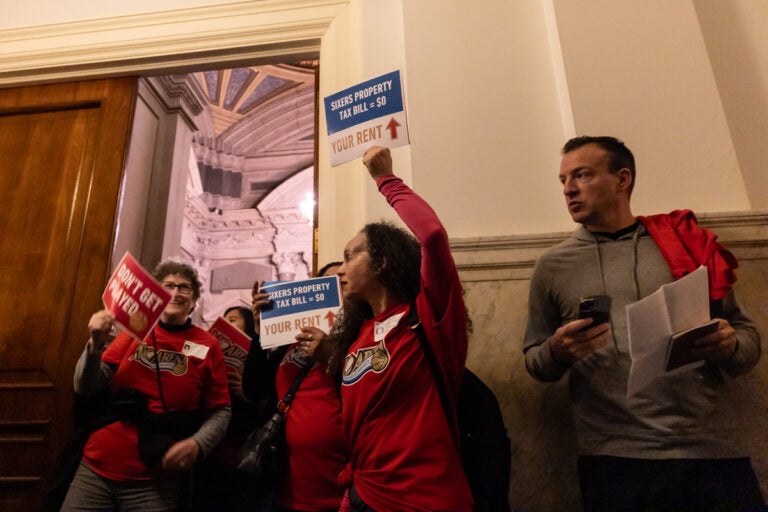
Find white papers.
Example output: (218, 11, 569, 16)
(626, 266, 710, 396)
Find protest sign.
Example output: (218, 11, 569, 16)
(324, 70, 410, 166)
(209, 316, 252, 373)
(102, 252, 171, 341)
(260, 275, 342, 349)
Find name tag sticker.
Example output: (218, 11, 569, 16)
(182, 341, 209, 360)
(374, 312, 405, 342)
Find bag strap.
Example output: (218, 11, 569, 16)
(406, 306, 453, 427)
(276, 359, 312, 415)
(150, 330, 169, 412)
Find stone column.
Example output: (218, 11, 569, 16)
(272, 251, 305, 281)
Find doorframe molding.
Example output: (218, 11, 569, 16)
(0, 0, 348, 85)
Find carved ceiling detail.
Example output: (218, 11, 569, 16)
(191, 63, 316, 211)
(178, 62, 317, 325)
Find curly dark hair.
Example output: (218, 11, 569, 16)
(315, 221, 421, 380)
(363, 222, 422, 302)
(152, 260, 203, 300)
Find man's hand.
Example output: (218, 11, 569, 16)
(549, 318, 610, 365)
(88, 310, 115, 350)
(689, 318, 738, 364)
(362, 146, 394, 180)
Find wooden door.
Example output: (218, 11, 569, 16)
(0, 78, 137, 511)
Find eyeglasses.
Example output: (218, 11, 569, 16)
(161, 281, 194, 295)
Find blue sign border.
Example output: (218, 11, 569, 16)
(324, 70, 404, 135)
(260, 276, 341, 320)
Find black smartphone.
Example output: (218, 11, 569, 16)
(578, 295, 611, 327)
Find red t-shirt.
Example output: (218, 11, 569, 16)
(339, 176, 472, 511)
(82, 324, 230, 481)
(274, 344, 346, 510)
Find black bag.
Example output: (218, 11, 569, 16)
(456, 369, 511, 512)
(408, 308, 511, 512)
(236, 410, 288, 485)
(236, 361, 311, 488)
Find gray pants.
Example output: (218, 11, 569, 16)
(61, 462, 182, 512)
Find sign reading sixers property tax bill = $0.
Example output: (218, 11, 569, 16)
(324, 70, 410, 166)
(102, 252, 172, 341)
(259, 275, 342, 349)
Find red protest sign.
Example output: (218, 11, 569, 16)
(102, 252, 171, 341)
(209, 317, 252, 372)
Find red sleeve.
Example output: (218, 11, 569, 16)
(376, 174, 467, 402)
(101, 332, 137, 366)
(375, 175, 458, 321)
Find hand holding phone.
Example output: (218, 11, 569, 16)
(578, 295, 611, 327)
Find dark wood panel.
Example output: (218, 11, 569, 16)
(0, 77, 137, 511)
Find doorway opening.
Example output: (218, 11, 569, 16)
(115, 60, 319, 327)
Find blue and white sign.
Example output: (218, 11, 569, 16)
(323, 70, 410, 166)
(259, 275, 342, 349)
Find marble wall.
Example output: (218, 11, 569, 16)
(454, 211, 768, 511)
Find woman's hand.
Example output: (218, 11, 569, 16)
(295, 327, 326, 358)
(162, 437, 200, 472)
(88, 310, 115, 350)
(362, 146, 394, 180)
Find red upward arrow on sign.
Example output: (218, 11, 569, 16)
(325, 310, 336, 328)
(386, 118, 401, 139)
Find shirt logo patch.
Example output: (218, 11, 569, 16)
(130, 342, 188, 376)
(342, 343, 390, 385)
(342, 311, 402, 385)
(283, 346, 316, 368)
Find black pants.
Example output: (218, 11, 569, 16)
(578, 456, 766, 512)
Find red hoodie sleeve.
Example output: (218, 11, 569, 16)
(375, 174, 458, 320)
(638, 209, 738, 301)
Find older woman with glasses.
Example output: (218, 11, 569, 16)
(61, 260, 231, 512)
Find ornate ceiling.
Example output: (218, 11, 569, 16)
(180, 62, 318, 322)
(191, 62, 317, 211)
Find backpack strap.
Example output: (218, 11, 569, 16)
(406, 305, 455, 437)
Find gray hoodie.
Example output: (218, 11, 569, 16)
(523, 223, 760, 458)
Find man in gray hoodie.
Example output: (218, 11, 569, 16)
(523, 136, 764, 511)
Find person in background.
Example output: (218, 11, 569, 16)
(61, 260, 231, 512)
(314, 146, 472, 511)
(523, 135, 764, 511)
(194, 305, 269, 512)
(222, 306, 258, 405)
(244, 261, 346, 512)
